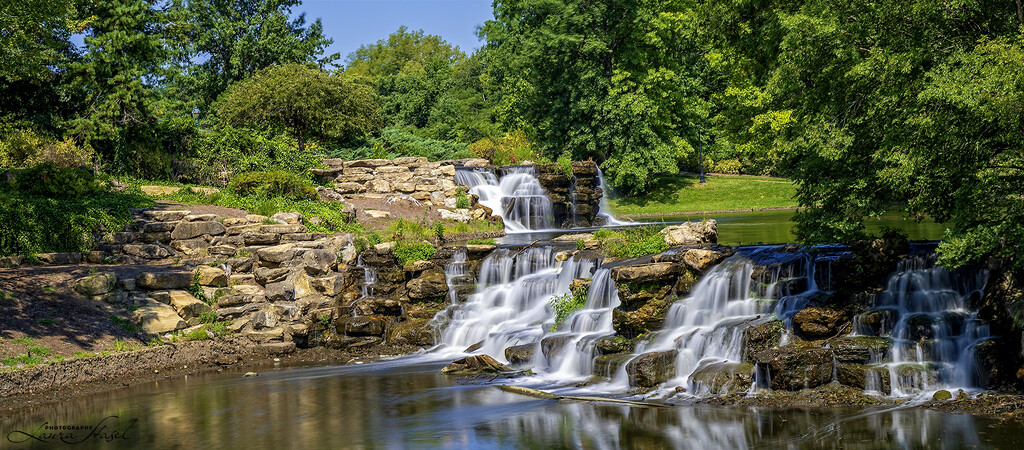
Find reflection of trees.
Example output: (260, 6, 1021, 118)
(0, 366, 998, 448)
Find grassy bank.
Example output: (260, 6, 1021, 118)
(606, 174, 798, 217)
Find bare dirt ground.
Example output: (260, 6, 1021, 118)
(150, 199, 250, 218)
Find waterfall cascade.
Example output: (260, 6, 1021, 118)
(853, 255, 991, 395)
(454, 167, 555, 232)
(595, 167, 632, 227)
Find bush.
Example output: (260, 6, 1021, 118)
(712, 158, 743, 175)
(184, 126, 317, 184)
(455, 190, 470, 209)
(549, 282, 589, 330)
(468, 130, 544, 166)
(393, 240, 437, 266)
(230, 171, 317, 201)
(0, 129, 95, 169)
(599, 226, 670, 259)
(0, 164, 154, 256)
(14, 162, 99, 198)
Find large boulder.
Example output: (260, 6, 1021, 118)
(407, 269, 449, 301)
(132, 301, 186, 334)
(625, 350, 677, 388)
(611, 263, 683, 283)
(337, 316, 386, 336)
(504, 344, 536, 365)
(137, 271, 192, 290)
(741, 319, 784, 362)
(661, 220, 717, 246)
(257, 244, 297, 264)
(167, 290, 213, 320)
(387, 318, 435, 347)
(194, 265, 227, 287)
(836, 364, 892, 394)
(440, 355, 511, 375)
(690, 361, 755, 395)
(170, 221, 226, 240)
(683, 249, 728, 272)
(255, 267, 290, 285)
(756, 346, 834, 391)
(302, 249, 336, 276)
(265, 280, 295, 302)
(830, 336, 892, 364)
(75, 273, 116, 296)
(612, 297, 673, 338)
(793, 306, 849, 340)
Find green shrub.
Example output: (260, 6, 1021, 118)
(455, 190, 470, 209)
(230, 170, 317, 201)
(466, 238, 496, 245)
(549, 282, 589, 330)
(185, 329, 210, 341)
(600, 226, 670, 259)
(711, 158, 743, 175)
(0, 168, 154, 256)
(393, 241, 437, 266)
(0, 129, 95, 169)
(557, 153, 573, 178)
(160, 188, 361, 235)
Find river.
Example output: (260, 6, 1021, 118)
(3, 357, 1022, 449)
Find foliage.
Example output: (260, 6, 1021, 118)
(160, 187, 360, 234)
(480, 0, 712, 193)
(230, 170, 316, 201)
(110, 338, 140, 352)
(67, 0, 170, 178)
(467, 130, 543, 166)
(0, 164, 154, 256)
(549, 282, 588, 330)
(466, 238, 496, 245)
(182, 125, 318, 184)
(455, 190, 470, 209)
(168, 0, 337, 107)
(371, 127, 470, 161)
(216, 63, 379, 153)
(393, 240, 437, 266)
(598, 226, 670, 259)
(0, 128, 95, 168)
(0, 0, 76, 80)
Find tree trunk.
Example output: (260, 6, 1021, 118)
(1016, 0, 1023, 23)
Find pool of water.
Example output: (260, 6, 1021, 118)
(498, 210, 947, 246)
(3, 357, 1021, 449)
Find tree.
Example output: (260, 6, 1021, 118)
(0, 0, 76, 80)
(479, 0, 712, 194)
(67, 0, 170, 177)
(169, 0, 337, 107)
(216, 64, 378, 153)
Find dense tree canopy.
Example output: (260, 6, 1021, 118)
(217, 64, 378, 153)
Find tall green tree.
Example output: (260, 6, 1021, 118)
(170, 0, 336, 107)
(0, 0, 77, 81)
(68, 0, 170, 177)
(480, 0, 712, 194)
(217, 63, 378, 154)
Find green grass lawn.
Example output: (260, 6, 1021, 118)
(607, 174, 798, 217)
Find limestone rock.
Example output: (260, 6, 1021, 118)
(353, 298, 403, 316)
(257, 244, 296, 264)
(690, 361, 755, 395)
(271, 212, 303, 224)
(36, 252, 82, 264)
(365, 209, 392, 219)
(756, 346, 834, 390)
(250, 310, 279, 330)
(255, 267, 290, 285)
(439, 208, 471, 223)
(170, 238, 211, 255)
(265, 281, 294, 302)
(610, 263, 683, 283)
(194, 265, 228, 287)
(137, 271, 192, 290)
(793, 307, 849, 340)
(168, 290, 212, 319)
(407, 269, 449, 300)
(625, 350, 677, 388)
(302, 249, 336, 276)
(683, 249, 728, 272)
(441, 355, 511, 374)
(145, 210, 189, 222)
(552, 233, 594, 242)
(132, 301, 186, 334)
(741, 319, 784, 362)
(387, 318, 435, 347)
(504, 344, 536, 365)
(243, 232, 280, 246)
(75, 273, 116, 296)
(661, 220, 718, 246)
(337, 316, 386, 336)
(170, 221, 226, 240)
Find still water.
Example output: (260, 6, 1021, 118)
(499, 210, 947, 246)
(3, 357, 1021, 449)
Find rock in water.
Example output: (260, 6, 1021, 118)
(660, 220, 718, 246)
(441, 355, 511, 375)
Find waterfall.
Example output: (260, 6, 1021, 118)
(854, 255, 990, 395)
(443, 249, 468, 304)
(606, 249, 819, 395)
(536, 268, 621, 380)
(595, 166, 632, 226)
(455, 166, 555, 232)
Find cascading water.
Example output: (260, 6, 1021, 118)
(607, 250, 818, 395)
(455, 167, 555, 232)
(595, 167, 632, 226)
(536, 268, 621, 380)
(443, 249, 469, 304)
(853, 255, 991, 396)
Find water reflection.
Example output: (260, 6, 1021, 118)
(3, 357, 1021, 449)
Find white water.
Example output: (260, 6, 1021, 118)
(595, 167, 633, 227)
(454, 167, 555, 232)
(854, 255, 991, 396)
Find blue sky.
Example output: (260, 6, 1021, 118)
(298, 0, 495, 64)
